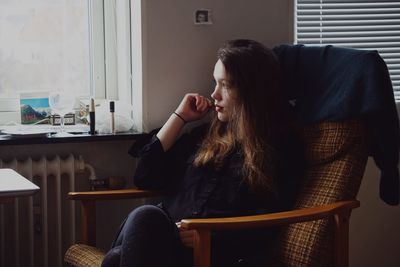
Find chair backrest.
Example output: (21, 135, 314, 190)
(275, 119, 368, 267)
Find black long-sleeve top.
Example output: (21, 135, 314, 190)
(130, 124, 279, 222)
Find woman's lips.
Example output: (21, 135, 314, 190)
(215, 105, 223, 112)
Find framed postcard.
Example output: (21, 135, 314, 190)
(20, 92, 51, 124)
(194, 9, 212, 25)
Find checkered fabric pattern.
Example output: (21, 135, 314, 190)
(64, 244, 105, 267)
(275, 120, 368, 267)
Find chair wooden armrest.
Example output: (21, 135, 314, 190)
(181, 200, 359, 230)
(180, 200, 359, 267)
(68, 188, 161, 201)
(68, 188, 161, 246)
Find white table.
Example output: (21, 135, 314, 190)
(0, 168, 40, 203)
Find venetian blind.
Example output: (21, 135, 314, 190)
(295, 0, 400, 101)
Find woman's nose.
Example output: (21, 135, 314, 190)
(211, 86, 221, 101)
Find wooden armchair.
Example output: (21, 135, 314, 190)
(64, 120, 368, 267)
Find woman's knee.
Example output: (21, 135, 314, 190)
(125, 205, 171, 230)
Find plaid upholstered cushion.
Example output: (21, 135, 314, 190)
(275, 120, 368, 267)
(64, 244, 105, 267)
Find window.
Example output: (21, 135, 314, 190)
(295, 0, 400, 101)
(0, 0, 135, 126)
(0, 0, 93, 97)
(0, 0, 105, 125)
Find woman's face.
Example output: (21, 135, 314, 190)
(211, 59, 237, 122)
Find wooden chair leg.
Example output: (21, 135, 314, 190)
(193, 229, 211, 267)
(334, 211, 351, 267)
(81, 200, 96, 246)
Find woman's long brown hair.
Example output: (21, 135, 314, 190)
(194, 39, 286, 195)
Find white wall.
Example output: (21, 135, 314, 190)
(351, 159, 400, 267)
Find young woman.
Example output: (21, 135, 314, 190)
(101, 39, 300, 267)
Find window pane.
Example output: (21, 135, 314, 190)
(0, 0, 90, 97)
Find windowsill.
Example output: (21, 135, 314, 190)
(0, 125, 146, 146)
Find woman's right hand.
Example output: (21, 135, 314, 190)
(175, 93, 213, 123)
(156, 93, 212, 152)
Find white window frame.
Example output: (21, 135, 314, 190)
(102, 0, 134, 103)
(130, 0, 144, 132)
(294, 0, 400, 102)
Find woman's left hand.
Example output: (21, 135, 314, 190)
(176, 222, 195, 248)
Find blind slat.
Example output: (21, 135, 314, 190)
(297, 25, 400, 32)
(297, 14, 400, 20)
(390, 71, 400, 76)
(298, 31, 400, 37)
(297, 38, 400, 43)
(298, 3, 400, 9)
(386, 59, 400, 64)
(379, 53, 400, 59)
(298, 8, 400, 15)
(296, 41, 400, 48)
(297, 19, 400, 26)
(373, 48, 400, 52)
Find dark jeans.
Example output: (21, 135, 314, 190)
(101, 205, 192, 267)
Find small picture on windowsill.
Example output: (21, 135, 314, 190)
(194, 9, 212, 25)
(20, 93, 51, 124)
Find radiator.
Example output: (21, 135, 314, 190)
(0, 154, 91, 267)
